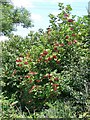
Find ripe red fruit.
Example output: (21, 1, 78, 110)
(44, 59, 48, 63)
(60, 43, 64, 47)
(56, 60, 60, 64)
(25, 75, 31, 78)
(65, 35, 69, 39)
(52, 84, 59, 87)
(18, 64, 22, 67)
(53, 55, 57, 59)
(29, 72, 38, 75)
(68, 41, 72, 45)
(70, 27, 74, 30)
(48, 57, 52, 61)
(50, 80, 53, 83)
(73, 40, 77, 43)
(54, 43, 59, 46)
(53, 87, 57, 91)
(16, 60, 19, 62)
(39, 56, 42, 61)
(16, 59, 22, 62)
(64, 13, 69, 18)
(68, 19, 73, 22)
(40, 53, 45, 57)
(54, 77, 59, 81)
(43, 75, 48, 78)
(72, 34, 76, 36)
(43, 50, 48, 55)
(34, 72, 38, 75)
(19, 59, 22, 62)
(54, 47, 57, 51)
(36, 80, 41, 83)
(48, 74, 52, 79)
(24, 61, 28, 65)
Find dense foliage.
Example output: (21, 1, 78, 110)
(1, 2, 90, 119)
(0, 0, 32, 36)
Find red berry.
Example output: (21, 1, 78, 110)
(64, 13, 69, 18)
(24, 61, 28, 65)
(72, 34, 76, 36)
(18, 64, 22, 67)
(25, 75, 30, 78)
(48, 74, 52, 79)
(39, 56, 42, 61)
(16, 59, 22, 62)
(29, 72, 38, 75)
(68, 19, 73, 22)
(54, 43, 59, 46)
(60, 43, 64, 47)
(43, 75, 48, 78)
(19, 59, 22, 62)
(56, 60, 60, 64)
(33, 72, 37, 75)
(54, 77, 59, 81)
(43, 50, 48, 55)
(48, 57, 52, 61)
(50, 80, 53, 83)
(73, 40, 77, 43)
(70, 27, 74, 30)
(44, 59, 48, 63)
(53, 55, 57, 59)
(36, 80, 41, 83)
(40, 53, 45, 57)
(68, 41, 72, 45)
(53, 87, 57, 91)
(54, 47, 57, 51)
(16, 60, 19, 62)
(52, 84, 59, 87)
(65, 35, 69, 39)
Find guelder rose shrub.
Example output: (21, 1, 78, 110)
(2, 3, 89, 113)
(1, 34, 38, 98)
(15, 3, 88, 112)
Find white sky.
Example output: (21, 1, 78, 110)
(12, 0, 89, 37)
(0, 0, 89, 41)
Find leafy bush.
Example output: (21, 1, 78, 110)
(35, 100, 76, 118)
(1, 3, 89, 117)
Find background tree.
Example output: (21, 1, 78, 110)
(0, 0, 33, 36)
